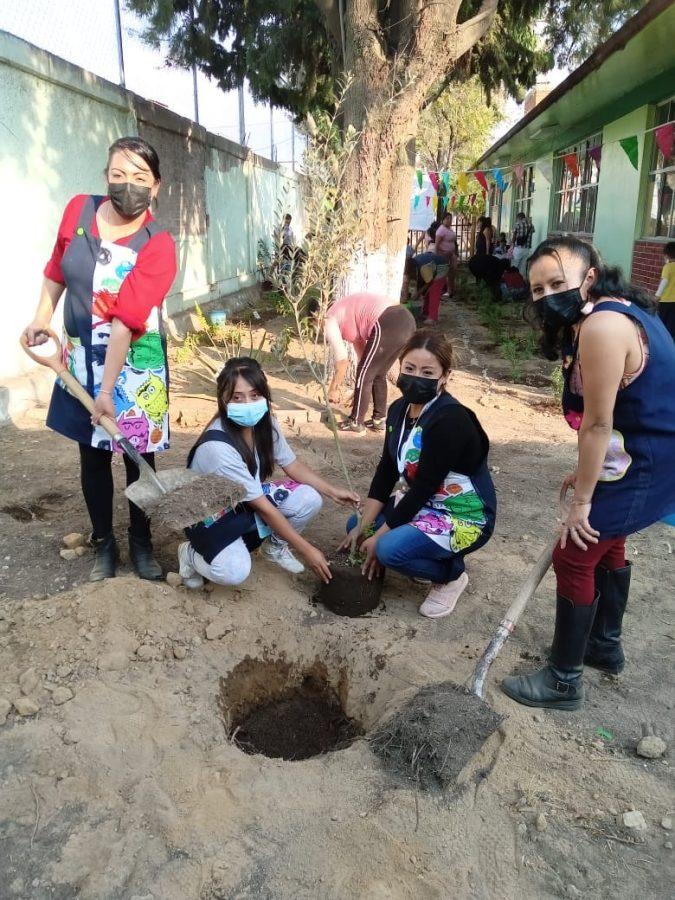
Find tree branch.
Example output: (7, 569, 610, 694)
(313, 0, 342, 46)
(455, 0, 499, 58)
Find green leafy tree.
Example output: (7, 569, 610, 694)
(417, 77, 503, 173)
(129, 0, 647, 292)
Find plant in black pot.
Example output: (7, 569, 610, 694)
(315, 523, 385, 617)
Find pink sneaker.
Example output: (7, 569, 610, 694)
(419, 572, 469, 618)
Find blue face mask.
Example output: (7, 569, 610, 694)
(226, 397, 269, 427)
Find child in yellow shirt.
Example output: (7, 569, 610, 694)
(656, 241, 675, 339)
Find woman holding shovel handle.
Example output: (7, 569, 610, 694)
(21, 137, 176, 582)
(340, 330, 497, 618)
(502, 236, 675, 711)
(178, 357, 359, 589)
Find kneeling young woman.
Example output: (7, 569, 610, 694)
(178, 358, 359, 588)
(342, 331, 497, 617)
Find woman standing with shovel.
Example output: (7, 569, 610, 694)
(502, 237, 675, 711)
(21, 137, 176, 582)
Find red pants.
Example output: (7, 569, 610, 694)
(552, 536, 627, 606)
(422, 279, 444, 322)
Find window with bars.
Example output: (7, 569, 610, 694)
(550, 134, 602, 235)
(512, 166, 535, 219)
(643, 98, 675, 240)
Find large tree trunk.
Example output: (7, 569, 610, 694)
(334, 0, 498, 297)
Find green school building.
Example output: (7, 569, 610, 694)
(477, 0, 675, 293)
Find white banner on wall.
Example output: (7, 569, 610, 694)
(409, 173, 438, 231)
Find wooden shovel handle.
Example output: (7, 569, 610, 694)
(20, 327, 121, 442)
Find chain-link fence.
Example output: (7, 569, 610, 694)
(0, 0, 305, 167)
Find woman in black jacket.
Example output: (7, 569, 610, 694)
(342, 330, 497, 617)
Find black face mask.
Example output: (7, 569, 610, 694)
(108, 182, 152, 219)
(539, 286, 586, 329)
(396, 373, 440, 405)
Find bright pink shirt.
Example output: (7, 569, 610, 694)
(327, 292, 396, 345)
(435, 224, 457, 257)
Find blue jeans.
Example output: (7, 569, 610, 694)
(347, 513, 468, 584)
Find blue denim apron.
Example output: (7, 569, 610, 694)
(562, 299, 675, 537)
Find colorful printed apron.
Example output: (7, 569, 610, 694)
(562, 299, 675, 537)
(46, 196, 169, 453)
(185, 427, 303, 563)
(393, 394, 496, 553)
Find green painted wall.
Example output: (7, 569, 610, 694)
(593, 106, 650, 274)
(0, 30, 303, 380)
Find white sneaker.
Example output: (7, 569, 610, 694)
(419, 572, 469, 618)
(262, 540, 305, 574)
(177, 541, 205, 589)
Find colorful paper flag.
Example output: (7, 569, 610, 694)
(513, 164, 525, 185)
(432, 196, 438, 213)
(413, 195, 420, 208)
(619, 136, 639, 170)
(416, 169, 423, 189)
(475, 171, 489, 192)
(451, 195, 456, 206)
(588, 145, 602, 169)
(457, 172, 469, 194)
(441, 171, 451, 193)
(563, 153, 579, 178)
(428, 172, 439, 191)
(655, 123, 674, 159)
(425, 196, 430, 206)
(492, 168, 505, 191)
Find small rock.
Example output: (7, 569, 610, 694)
(97, 651, 129, 671)
(62, 532, 85, 549)
(565, 886, 581, 899)
(0, 698, 11, 724)
(535, 813, 548, 832)
(59, 549, 78, 561)
(166, 572, 182, 588)
(533, 714, 544, 724)
(622, 810, 647, 833)
(661, 817, 672, 831)
(172, 644, 187, 660)
(56, 664, 73, 679)
(75, 546, 88, 557)
(19, 668, 39, 696)
(12, 697, 41, 717)
(205, 621, 229, 641)
(52, 687, 74, 705)
(517, 822, 527, 836)
(665, 840, 673, 850)
(636, 736, 667, 759)
(136, 645, 155, 661)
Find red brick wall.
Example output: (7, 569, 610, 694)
(631, 240, 665, 293)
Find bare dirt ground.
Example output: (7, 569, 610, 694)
(0, 284, 673, 899)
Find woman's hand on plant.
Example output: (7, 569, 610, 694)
(329, 486, 360, 507)
(91, 391, 116, 426)
(328, 387, 342, 404)
(560, 501, 599, 551)
(302, 544, 332, 584)
(360, 535, 383, 581)
(338, 524, 363, 553)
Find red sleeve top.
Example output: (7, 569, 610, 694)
(44, 195, 177, 339)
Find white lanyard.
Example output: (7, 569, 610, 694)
(396, 395, 439, 475)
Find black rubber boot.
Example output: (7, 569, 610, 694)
(501, 594, 598, 711)
(89, 534, 118, 582)
(128, 531, 163, 581)
(584, 563, 631, 674)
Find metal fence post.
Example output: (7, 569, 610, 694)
(113, 0, 126, 87)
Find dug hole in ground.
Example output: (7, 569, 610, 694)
(0, 287, 672, 899)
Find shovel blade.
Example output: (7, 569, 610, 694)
(125, 468, 247, 531)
